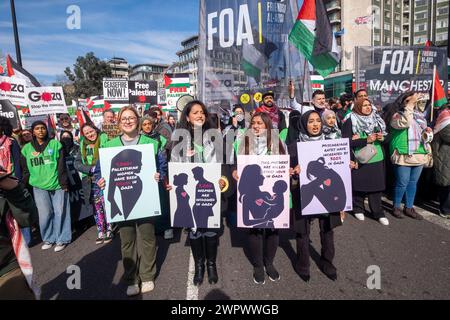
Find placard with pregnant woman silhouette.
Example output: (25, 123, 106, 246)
(297, 138, 352, 215)
(237, 155, 290, 229)
(99, 144, 161, 223)
(169, 163, 221, 229)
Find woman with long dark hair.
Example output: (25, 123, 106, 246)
(384, 92, 432, 220)
(342, 98, 389, 225)
(233, 112, 286, 284)
(168, 100, 225, 286)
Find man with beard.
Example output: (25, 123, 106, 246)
(288, 81, 328, 116)
(255, 91, 286, 130)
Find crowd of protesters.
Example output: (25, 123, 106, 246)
(0, 86, 449, 298)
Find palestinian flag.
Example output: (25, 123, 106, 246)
(5, 54, 40, 87)
(288, 0, 340, 77)
(241, 41, 266, 80)
(241, 31, 278, 81)
(433, 70, 447, 109)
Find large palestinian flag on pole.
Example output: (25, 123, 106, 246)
(288, 0, 340, 77)
(4, 54, 41, 87)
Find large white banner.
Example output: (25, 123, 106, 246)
(26, 86, 67, 116)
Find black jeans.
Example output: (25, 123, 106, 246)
(295, 217, 334, 276)
(353, 191, 385, 219)
(247, 229, 279, 268)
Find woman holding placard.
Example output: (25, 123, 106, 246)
(168, 100, 226, 286)
(97, 106, 166, 297)
(342, 98, 389, 225)
(287, 110, 344, 282)
(232, 112, 287, 285)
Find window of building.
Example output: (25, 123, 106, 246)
(415, 0, 426, 6)
(395, 13, 400, 20)
(384, 22, 391, 30)
(374, 33, 381, 41)
(394, 37, 401, 45)
(437, 19, 448, 29)
(384, 35, 391, 44)
(385, 11, 391, 19)
(437, 7, 448, 15)
(414, 23, 426, 32)
(436, 33, 448, 41)
(394, 25, 401, 33)
(415, 12, 427, 20)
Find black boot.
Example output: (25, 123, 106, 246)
(190, 237, 205, 286)
(205, 235, 218, 284)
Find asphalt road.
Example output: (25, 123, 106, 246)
(29, 200, 450, 300)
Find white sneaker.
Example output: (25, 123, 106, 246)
(354, 213, 365, 221)
(379, 217, 389, 226)
(141, 281, 155, 293)
(54, 244, 66, 252)
(164, 229, 174, 240)
(41, 242, 53, 250)
(126, 284, 140, 296)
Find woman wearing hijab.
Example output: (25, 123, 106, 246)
(321, 109, 342, 140)
(20, 121, 70, 252)
(287, 110, 343, 282)
(74, 123, 111, 244)
(342, 98, 389, 225)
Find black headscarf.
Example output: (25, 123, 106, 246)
(299, 110, 324, 141)
(31, 120, 50, 153)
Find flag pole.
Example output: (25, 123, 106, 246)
(430, 64, 436, 122)
(10, 0, 22, 67)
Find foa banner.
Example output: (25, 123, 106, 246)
(198, 0, 312, 113)
(355, 46, 448, 108)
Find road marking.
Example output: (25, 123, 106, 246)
(186, 250, 198, 300)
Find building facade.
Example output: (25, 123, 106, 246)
(170, 35, 199, 97)
(107, 57, 129, 78)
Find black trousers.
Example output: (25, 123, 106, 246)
(247, 229, 279, 268)
(295, 217, 334, 276)
(353, 191, 385, 219)
(439, 185, 450, 214)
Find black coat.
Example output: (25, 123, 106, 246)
(288, 142, 342, 234)
(341, 119, 386, 192)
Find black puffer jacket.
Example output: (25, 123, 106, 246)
(432, 124, 450, 187)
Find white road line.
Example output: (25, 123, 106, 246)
(186, 250, 199, 300)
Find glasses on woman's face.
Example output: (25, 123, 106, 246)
(120, 117, 137, 123)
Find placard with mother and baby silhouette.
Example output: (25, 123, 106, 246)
(99, 144, 161, 223)
(237, 155, 290, 229)
(297, 138, 352, 216)
(169, 163, 222, 229)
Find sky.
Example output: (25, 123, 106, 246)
(0, 0, 200, 84)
